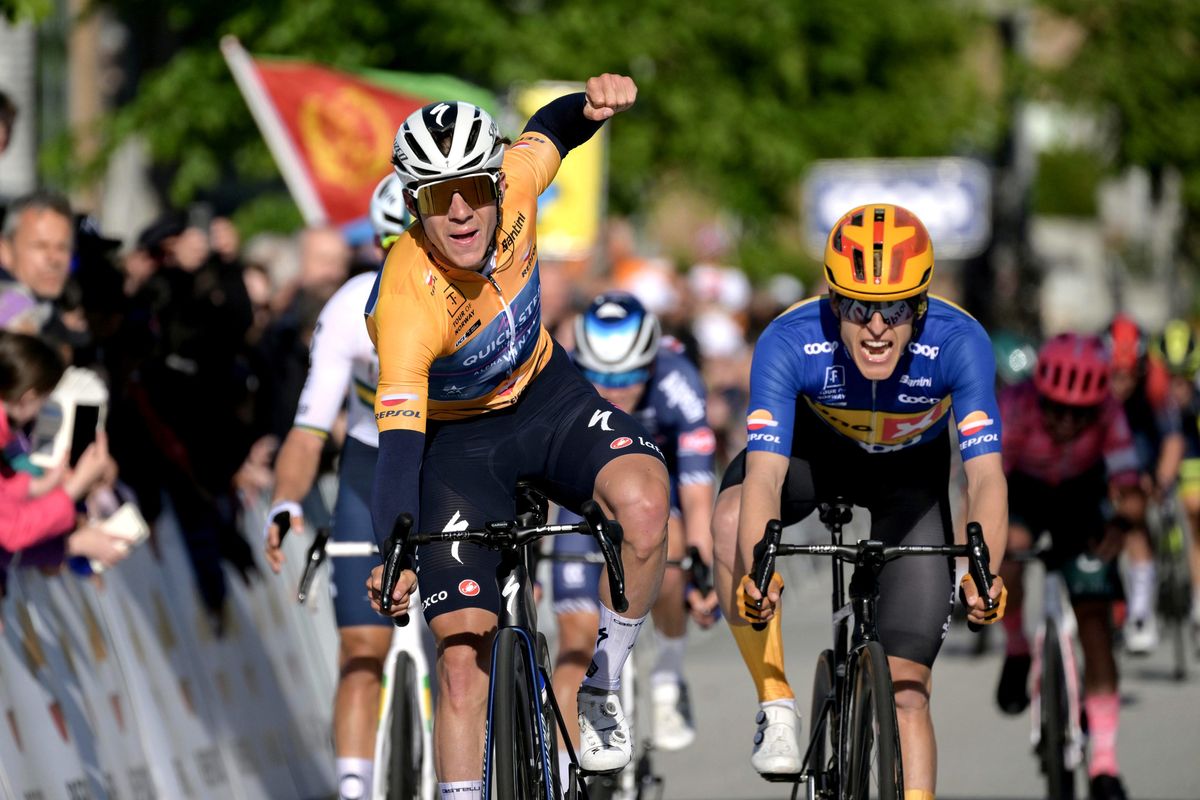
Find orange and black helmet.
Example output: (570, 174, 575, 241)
(823, 204, 934, 302)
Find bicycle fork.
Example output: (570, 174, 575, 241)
(1029, 622, 1086, 771)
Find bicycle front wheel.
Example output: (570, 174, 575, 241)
(385, 652, 422, 800)
(1040, 619, 1076, 800)
(492, 629, 558, 800)
(809, 649, 837, 790)
(843, 642, 902, 800)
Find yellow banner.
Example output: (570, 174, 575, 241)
(513, 82, 607, 260)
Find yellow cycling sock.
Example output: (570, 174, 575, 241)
(904, 791, 934, 800)
(729, 615, 794, 703)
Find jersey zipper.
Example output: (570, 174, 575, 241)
(484, 273, 520, 378)
(869, 380, 878, 446)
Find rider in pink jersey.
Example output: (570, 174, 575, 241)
(996, 333, 1138, 800)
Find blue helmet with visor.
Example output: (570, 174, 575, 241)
(574, 292, 661, 387)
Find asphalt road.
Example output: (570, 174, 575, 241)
(553, 523, 1200, 800)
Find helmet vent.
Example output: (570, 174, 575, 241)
(851, 211, 864, 228)
(832, 227, 842, 252)
(873, 244, 883, 280)
(852, 249, 865, 281)
(874, 207, 886, 223)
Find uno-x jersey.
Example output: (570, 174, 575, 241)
(294, 271, 380, 448)
(746, 296, 1002, 460)
(628, 344, 715, 487)
(365, 133, 560, 433)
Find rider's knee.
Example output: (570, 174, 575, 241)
(892, 680, 931, 714)
(438, 640, 489, 711)
(338, 627, 390, 675)
(605, 479, 669, 560)
(556, 612, 599, 655)
(711, 492, 740, 568)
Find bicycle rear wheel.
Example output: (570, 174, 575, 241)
(1039, 619, 1075, 800)
(1157, 533, 1190, 680)
(809, 649, 837, 794)
(492, 628, 558, 800)
(843, 642, 902, 800)
(385, 652, 422, 800)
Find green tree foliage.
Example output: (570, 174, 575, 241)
(1036, 0, 1200, 241)
(64, 0, 996, 269)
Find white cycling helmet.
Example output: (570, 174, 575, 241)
(369, 173, 410, 240)
(391, 101, 505, 191)
(574, 292, 662, 387)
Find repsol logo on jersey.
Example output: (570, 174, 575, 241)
(375, 409, 422, 420)
(898, 393, 940, 405)
(958, 432, 999, 451)
(804, 341, 838, 355)
(748, 432, 781, 444)
(908, 342, 940, 359)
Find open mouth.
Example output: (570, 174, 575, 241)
(860, 339, 893, 363)
(448, 229, 479, 247)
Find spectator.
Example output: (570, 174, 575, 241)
(0, 190, 73, 302)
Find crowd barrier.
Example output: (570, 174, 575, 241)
(0, 496, 341, 800)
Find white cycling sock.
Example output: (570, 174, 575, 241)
(762, 698, 796, 713)
(651, 633, 686, 687)
(336, 758, 373, 800)
(439, 780, 482, 799)
(558, 749, 572, 783)
(1126, 561, 1156, 621)
(582, 604, 646, 691)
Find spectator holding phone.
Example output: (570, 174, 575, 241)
(0, 331, 124, 566)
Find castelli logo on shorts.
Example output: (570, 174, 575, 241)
(956, 411, 994, 437)
(610, 437, 633, 449)
(746, 409, 779, 431)
(458, 579, 481, 597)
(380, 392, 419, 407)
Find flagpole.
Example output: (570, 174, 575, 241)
(220, 35, 327, 225)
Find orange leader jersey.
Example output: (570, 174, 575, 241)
(365, 132, 561, 434)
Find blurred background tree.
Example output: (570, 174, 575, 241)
(39, 0, 998, 281)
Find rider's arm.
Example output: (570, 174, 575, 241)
(371, 429, 425, 552)
(523, 93, 605, 157)
(678, 481, 714, 565)
(270, 428, 324, 509)
(671, 358, 718, 564)
(735, 451, 788, 576)
(962, 452, 1008, 569)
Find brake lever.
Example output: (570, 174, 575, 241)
(297, 527, 331, 604)
(273, 510, 291, 546)
(686, 545, 713, 595)
(965, 522, 996, 633)
(380, 513, 415, 627)
(749, 519, 782, 631)
(581, 499, 628, 614)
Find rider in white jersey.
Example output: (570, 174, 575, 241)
(263, 174, 408, 800)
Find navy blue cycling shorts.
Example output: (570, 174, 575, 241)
(414, 342, 665, 623)
(330, 436, 391, 628)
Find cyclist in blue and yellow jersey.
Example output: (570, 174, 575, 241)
(711, 204, 1008, 800)
(1153, 319, 1200, 646)
(364, 76, 670, 799)
(262, 174, 408, 800)
(550, 292, 718, 771)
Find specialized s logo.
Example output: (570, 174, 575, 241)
(746, 409, 779, 431)
(956, 411, 995, 437)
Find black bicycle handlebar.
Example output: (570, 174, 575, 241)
(378, 501, 628, 627)
(297, 527, 332, 604)
(272, 510, 291, 546)
(748, 518, 997, 632)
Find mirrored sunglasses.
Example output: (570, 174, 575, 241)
(833, 295, 921, 326)
(414, 173, 499, 217)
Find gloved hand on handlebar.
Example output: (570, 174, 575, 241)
(737, 572, 784, 625)
(960, 572, 1007, 625)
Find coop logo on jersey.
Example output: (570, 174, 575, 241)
(380, 393, 419, 407)
(458, 579, 481, 597)
(746, 410, 779, 431)
(956, 411, 994, 437)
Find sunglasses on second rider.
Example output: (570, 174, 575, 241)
(831, 293, 925, 326)
(412, 172, 500, 217)
(1037, 396, 1101, 425)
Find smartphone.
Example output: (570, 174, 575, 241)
(69, 404, 100, 466)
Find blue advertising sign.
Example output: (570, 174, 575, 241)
(803, 158, 992, 259)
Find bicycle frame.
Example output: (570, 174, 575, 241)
(1028, 565, 1086, 775)
(294, 536, 437, 799)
